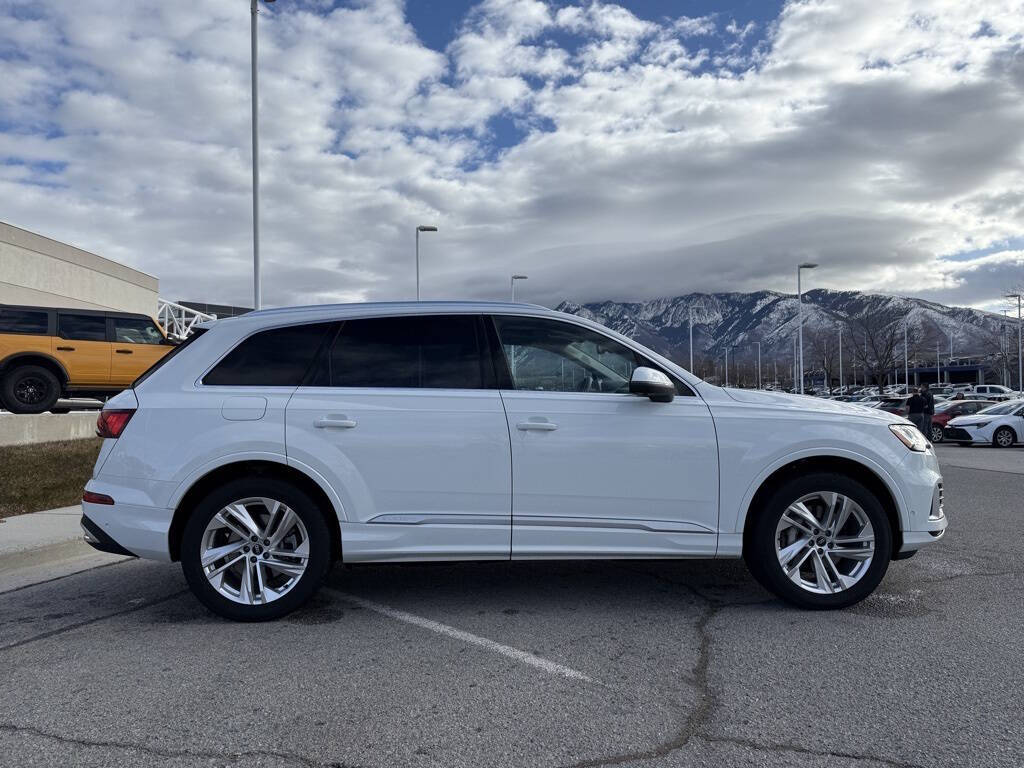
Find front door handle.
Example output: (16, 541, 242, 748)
(516, 421, 558, 431)
(56, 346, 75, 351)
(315, 416, 357, 429)
(115, 349, 133, 354)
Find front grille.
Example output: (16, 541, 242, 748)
(944, 427, 972, 441)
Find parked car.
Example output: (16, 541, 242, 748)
(873, 396, 911, 418)
(944, 400, 1024, 447)
(929, 400, 996, 442)
(82, 302, 947, 620)
(0, 304, 173, 413)
(970, 384, 1016, 402)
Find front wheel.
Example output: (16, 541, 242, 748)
(993, 427, 1016, 448)
(744, 473, 893, 609)
(181, 478, 332, 621)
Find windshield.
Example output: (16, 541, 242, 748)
(976, 401, 1023, 416)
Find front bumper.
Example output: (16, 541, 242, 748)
(896, 449, 947, 554)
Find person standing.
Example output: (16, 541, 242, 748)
(921, 383, 935, 440)
(907, 387, 926, 434)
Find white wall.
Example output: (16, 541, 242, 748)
(0, 221, 159, 317)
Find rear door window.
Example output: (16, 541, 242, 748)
(0, 308, 49, 334)
(204, 323, 334, 386)
(58, 313, 107, 341)
(326, 315, 490, 389)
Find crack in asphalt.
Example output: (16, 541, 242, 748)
(0, 722, 360, 768)
(0, 590, 189, 652)
(694, 734, 931, 768)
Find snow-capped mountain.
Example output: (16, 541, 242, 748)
(556, 290, 1011, 362)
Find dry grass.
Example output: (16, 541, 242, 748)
(0, 438, 103, 518)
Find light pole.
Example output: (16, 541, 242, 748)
(1009, 293, 1023, 392)
(838, 326, 843, 394)
(904, 322, 909, 392)
(415, 225, 437, 300)
(724, 347, 729, 387)
(250, 0, 275, 310)
(754, 342, 761, 389)
(510, 274, 528, 302)
(796, 262, 818, 394)
(689, 306, 694, 372)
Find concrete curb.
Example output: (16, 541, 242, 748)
(0, 505, 85, 555)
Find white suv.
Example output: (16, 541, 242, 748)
(82, 302, 947, 620)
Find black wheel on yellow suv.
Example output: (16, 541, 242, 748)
(1, 364, 61, 414)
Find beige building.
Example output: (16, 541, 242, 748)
(0, 221, 158, 317)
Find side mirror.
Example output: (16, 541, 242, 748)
(629, 367, 675, 403)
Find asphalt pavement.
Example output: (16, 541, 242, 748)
(0, 450, 1021, 768)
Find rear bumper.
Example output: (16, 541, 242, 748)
(82, 479, 174, 561)
(81, 515, 137, 558)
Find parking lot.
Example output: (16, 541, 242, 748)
(0, 446, 1021, 768)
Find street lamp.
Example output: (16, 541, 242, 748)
(796, 262, 818, 394)
(510, 274, 528, 302)
(753, 342, 762, 389)
(1009, 294, 1023, 392)
(415, 225, 437, 300)
(689, 306, 694, 372)
(250, 0, 275, 311)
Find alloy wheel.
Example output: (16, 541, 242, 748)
(14, 375, 47, 405)
(931, 426, 943, 443)
(775, 492, 875, 595)
(200, 497, 310, 605)
(994, 428, 1014, 448)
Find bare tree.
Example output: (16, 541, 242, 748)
(844, 313, 900, 387)
(808, 329, 839, 392)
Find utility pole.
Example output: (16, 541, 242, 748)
(904, 322, 909, 393)
(724, 347, 729, 387)
(796, 262, 818, 394)
(838, 326, 843, 393)
(1009, 294, 1023, 392)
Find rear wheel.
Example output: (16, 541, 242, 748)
(1, 364, 60, 414)
(181, 477, 332, 621)
(993, 426, 1016, 448)
(745, 472, 893, 609)
(930, 425, 944, 443)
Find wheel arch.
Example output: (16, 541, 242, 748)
(741, 455, 903, 557)
(992, 424, 1018, 446)
(168, 460, 342, 563)
(0, 352, 69, 387)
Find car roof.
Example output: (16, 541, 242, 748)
(0, 302, 154, 321)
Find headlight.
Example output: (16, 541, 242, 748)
(889, 423, 929, 452)
(973, 421, 990, 429)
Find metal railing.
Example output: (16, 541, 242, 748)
(156, 299, 216, 340)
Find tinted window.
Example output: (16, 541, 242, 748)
(204, 323, 333, 386)
(0, 308, 48, 334)
(58, 313, 106, 341)
(328, 315, 487, 389)
(493, 315, 646, 394)
(134, 329, 205, 387)
(113, 317, 164, 344)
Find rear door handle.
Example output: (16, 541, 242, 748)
(56, 346, 75, 351)
(115, 349, 133, 354)
(516, 421, 558, 431)
(315, 416, 357, 429)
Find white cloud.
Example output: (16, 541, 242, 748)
(0, 0, 1021, 312)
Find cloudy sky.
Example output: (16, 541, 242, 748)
(1, 0, 1023, 311)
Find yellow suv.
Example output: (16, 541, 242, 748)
(0, 304, 173, 413)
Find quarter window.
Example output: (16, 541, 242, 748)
(58, 313, 106, 341)
(327, 315, 488, 389)
(492, 316, 646, 394)
(204, 323, 334, 386)
(0, 308, 48, 335)
(113, 317, 164, 345)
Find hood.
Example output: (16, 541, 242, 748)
(722, 388, 905, 424)
(947, 414, 991, 427)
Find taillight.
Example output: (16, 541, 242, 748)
(83, 490, 115, 505)
(96, 409, 135, 438)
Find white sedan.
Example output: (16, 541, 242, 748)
(944, 400, 1024, 448)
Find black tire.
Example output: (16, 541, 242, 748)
(930, 425, 944, 443)
(992, 426, 1016, 449)
(181, 477, 332, 622)
(1, 364, 61, 414)
(744, 472, 893, 610)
